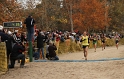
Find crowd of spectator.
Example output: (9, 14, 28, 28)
(0, 23, 123, 68)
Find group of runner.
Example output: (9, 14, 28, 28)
(80, 31, 120, 60)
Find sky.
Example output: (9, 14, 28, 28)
(17, 0, 41, 4)
(16, 0, 63, 8)
(17, 0, 42, 8)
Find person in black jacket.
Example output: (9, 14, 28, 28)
(6, 31, 16, 64)
(48, 41, 59, 60)
(0, 25, 9, 42)
(24, 15, 35, 41)
(37, 30, 45, 59)
(21, 32, 27, 43)
(9, 41, 25, 68)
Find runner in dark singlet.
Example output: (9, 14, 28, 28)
(114, 34, 120, 49)
(101, 34, 106, 51)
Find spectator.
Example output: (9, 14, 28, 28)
(9, 41, 25, 68)
(0, 25, 10, 64)
(0, 25, 9, 42)
(48, 41, 59, 60)
(46, 43, 50, 60)
(21, 32, 27, 43)
(24, 15, 35, 41)
(69, 34, 75, 42)
(6, 31, 16, 64)
(75, 34, 80, 43)
(60, 34, 65, 42)
(37, 30, 45, 59)
(13, 30, 20, 41)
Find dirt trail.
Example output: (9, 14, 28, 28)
(0, 46, 124, 79)
(59, 45, 124, 60)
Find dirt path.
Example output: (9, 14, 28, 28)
(0, 45, 124, 79)
(59, 45, 124, 60)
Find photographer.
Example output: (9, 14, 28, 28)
(9, 41, 25, 68)
(37, 30, 45, 59)
(48, 41, 59, 60)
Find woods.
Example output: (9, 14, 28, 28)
(0, 0, 22, 23)
(0, 0, 124, 33)
(72, 0, 107, 32)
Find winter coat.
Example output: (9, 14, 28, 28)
(24, 16, 35, 28)
(48, 45, 57, 57)
(6, 35, 16, 56)
(0, 31, 9, 42)
(10, 43, 25, 58)
(37, 33, 45, 48)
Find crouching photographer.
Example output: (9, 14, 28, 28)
(9, 41, 25, 68)
(47, 41, 59, 60)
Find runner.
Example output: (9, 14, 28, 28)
(114, 33, 120, 49)
(101, 34, 106, 51)
(80, 31, 89, 60)
(91, 33, 98, 52)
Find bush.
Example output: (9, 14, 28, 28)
(119, 38, 124, 45)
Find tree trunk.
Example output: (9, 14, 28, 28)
(69, 2, 74, 33)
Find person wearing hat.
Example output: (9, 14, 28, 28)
(24, 15, 35, 41)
